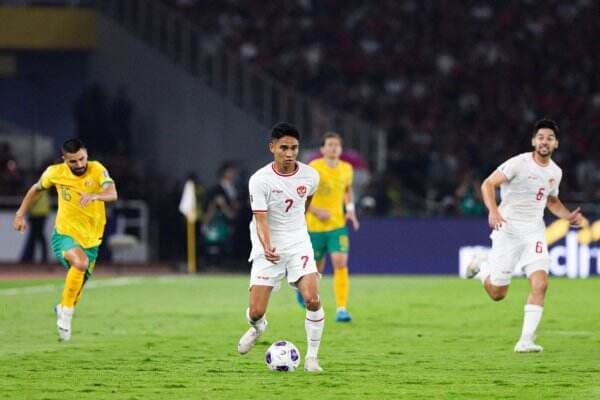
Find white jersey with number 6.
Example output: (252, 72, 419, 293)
(497, 152, 562, 235)
(248, 162, 319, 260)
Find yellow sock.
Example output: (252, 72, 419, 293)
(61, 267, 85, 308)
(73, 276, 87, 306)
(333, 267, 349, 309)
(74, 265, 92, 306)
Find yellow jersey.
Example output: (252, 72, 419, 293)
(40, 161, 114, 248)
(306, 158, 353, 232)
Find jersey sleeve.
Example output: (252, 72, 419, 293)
(249, 174, 268, 212)
(497, 155, 522, 181)
(308, 168, 320, 196)
(39, 167, 55, 189)
(94, 162, 114, 187)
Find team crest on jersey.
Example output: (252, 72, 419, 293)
(296, 185, 307, 198)
(85, 179, 94, 187)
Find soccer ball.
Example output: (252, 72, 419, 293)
(265, 340, 301, 372)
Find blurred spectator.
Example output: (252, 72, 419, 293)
(201, 162, 240, 265)
(163, 0, 599, 214)
(454, 171, 486, 216)
(20, 189, 50, 264)
(0, 142, 22, 195)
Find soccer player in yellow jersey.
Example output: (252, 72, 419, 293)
(13, 139, 117, 341)
(303, 132, 360, 322)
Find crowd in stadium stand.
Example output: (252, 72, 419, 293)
(165, 0, 600, 216)
(3, 2, 599, 222)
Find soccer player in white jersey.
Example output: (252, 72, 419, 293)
(467, 118, 587, 353)
(237, 122, 325, 372)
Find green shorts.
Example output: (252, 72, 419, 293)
(51, 230, 99, 279)
(309, 227, 349, 262)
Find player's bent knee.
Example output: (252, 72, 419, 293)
(486, 285, 508, 301)
(489, 292, 506, 301)
(305, 297, 321, 311)
(71, 257, 88, 271)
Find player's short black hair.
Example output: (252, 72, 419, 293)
(62, 138, 86, 154)
(320, 131, 342, 147)
(532, 118, 559, 137)
(271, 122, 300, 141)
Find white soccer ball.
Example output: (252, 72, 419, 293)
(265, 340, 301, 372)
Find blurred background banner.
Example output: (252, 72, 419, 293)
(0, 6, 96, 49)
(347, 216, 599, 277)
(4, 211, 597, 278)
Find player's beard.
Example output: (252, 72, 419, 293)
(70, 165, 88, 176)
(535, 146, 553, 160)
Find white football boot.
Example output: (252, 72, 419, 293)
(55, 304, 74, 342)
(237, 319, 267, 354)
(466, 252, 488, 279)
(514, 340, 543, 353)
(304, 357, 323, 372)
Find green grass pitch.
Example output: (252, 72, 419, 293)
(1, 275, 599, 399)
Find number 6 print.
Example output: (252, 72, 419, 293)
(536, 187, 545, 201)
(535, 241, 543, 254)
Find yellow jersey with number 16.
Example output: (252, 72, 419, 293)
(40, 161, 114, 248)
(306, 158, 353, 232)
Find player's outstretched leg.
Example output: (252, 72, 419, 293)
(299, 273, 325, 372)
(238, 308, 268, 355)
(304, 307, 324, 372)
(57, 250, 88, 342)
(514, 271, 547, 353)
(331, 253, 352, 322)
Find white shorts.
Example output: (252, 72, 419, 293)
(488, 229, 550, 286)
(249, 246, 318, 291)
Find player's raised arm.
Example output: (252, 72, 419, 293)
(546, 196, 587, 228)
(13, 181, 45, 232)
(481, 170, 508, 230)
(254, 212, 279, 263)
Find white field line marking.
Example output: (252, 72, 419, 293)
(0, 277, 146, 296)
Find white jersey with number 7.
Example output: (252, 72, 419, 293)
(248, 162, 319, 260)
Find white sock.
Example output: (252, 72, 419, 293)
(519, 304, 543, 342)
(305, 307, 325, 359)
(60, 306, 74, 320)
(246, 308, 267, 333)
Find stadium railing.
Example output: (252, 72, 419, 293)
(0, 196, 150, 263)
